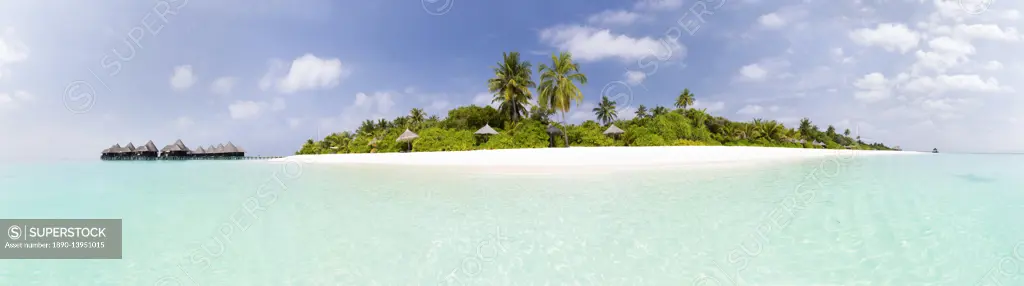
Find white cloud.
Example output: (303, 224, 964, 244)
(849, 23, 921, 53)
(568, 102, 597, 121)
(170, 65, 197, 90)
(736, 104, 764, 115)
(539, 25, 682, 62)
(0, 90, 33, 110)
(901, 74, 1004, 94)
(264, 54, 350, 94)
(354, 92, 395, 114)
(739, 64, 768, 81)
(852, 72, 892, 103)
(693, 100, 725, 112)
(983, 61, 1003, 70)
(426, 99, 450, 113)
(472, 92, 499, 108)
(633, 0, 683, 10)
(735, 58, 790, 82)
(0, 28, 29, 80)
(952, 24, 1020, 41)
(587, 10, 640, 26)
(210, 77, 238, 95)
(228, 97, 286, 120)
(758, 13, 786, 29)
(625, 70, 647, 85)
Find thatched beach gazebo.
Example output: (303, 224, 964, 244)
(475, 124, 498, 135)
(545, 124, 562, 148)
(396, 129, 419, 152)
(603, 124, 624, 137)
(474, 124, 498, 144)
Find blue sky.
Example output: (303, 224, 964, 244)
(0, 0, 1021, 159)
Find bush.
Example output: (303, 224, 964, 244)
(632, 133, 668, 146)
(413, 128, 476, 152)
(673, 139, 710, 146)
(567, 122, 615, 147)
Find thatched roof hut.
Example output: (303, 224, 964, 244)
(173, 139, 190, 152)
(103, 144, 120, 154)
(474, 124, 498, 135)
(193, 146, 206, 154)
(396, 129, 419, 142)
(125, 142, 136, 152)
(222, 142, 240, 153)
(546, 124, 562, 134)
(603, 124, 624, 135)
(144, 140, 158, 152)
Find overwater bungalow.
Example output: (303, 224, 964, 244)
(160, 139, 191, 158)
(135, 140, 159, 158)
(192, 146, 207, 158)
(223, 142, 245, 157)
(102, 140, 266, 161)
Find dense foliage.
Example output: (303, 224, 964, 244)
(295, 52, 896, 155)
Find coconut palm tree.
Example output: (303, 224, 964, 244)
(651, 106, 670, 117)
(754, 119, 785, 141)
(844, 128, 851, 136)
(537, 52, 588, 147)
(593, 96, 618, 125)
(409, 108, 426, 129)
(798, 117, 814, 140)
(635, 105, 649, 119)
(675, 89, 695, 110)
(488, 52, 535, 123)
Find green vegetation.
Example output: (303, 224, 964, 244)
(295, 52, 894, 155)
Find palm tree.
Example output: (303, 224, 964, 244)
(685, 108, 709, 129)
(651, 106, 670, 117)
(537, 52, 588, 147)
(488, 52, 535, 123)
(409, 108, 426, 129)
(798, 118, 814, 140)
(675, 89, 695, 110)
(635, 105, 649, 119)
(844, 128, 851, 136)
(593, 96, 618, 125)
(757, 120, 785, 141)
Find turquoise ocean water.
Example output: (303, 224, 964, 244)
(1, 153, 1022, 285)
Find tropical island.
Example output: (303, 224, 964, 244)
(295, 52, 896, 155)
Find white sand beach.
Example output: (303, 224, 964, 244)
(270, 146, 923, 171)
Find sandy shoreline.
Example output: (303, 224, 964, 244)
(269, 146, 924, 170)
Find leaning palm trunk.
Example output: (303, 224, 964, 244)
(560, 111, 569, 147)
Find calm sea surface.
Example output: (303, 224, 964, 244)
(0, 153, 1022, 285)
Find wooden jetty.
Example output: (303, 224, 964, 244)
(101, 139, 283, 161)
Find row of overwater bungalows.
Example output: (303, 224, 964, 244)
(101, 139, 246, 160)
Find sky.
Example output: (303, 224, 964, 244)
(0, 0, 1020, 160)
